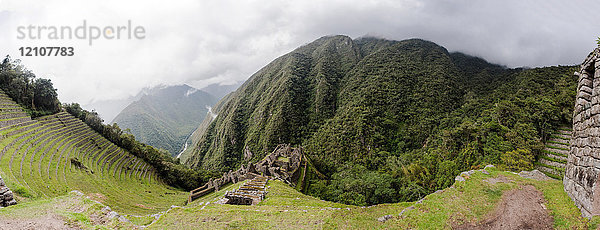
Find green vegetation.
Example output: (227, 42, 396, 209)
(0, 107, 188, 215)
(0, 56, 60, 117)
(186, 35, 577, 206)
(149, 167, 598, 229)
(64, 103, 218, 191)
(112, 85, 217, 156)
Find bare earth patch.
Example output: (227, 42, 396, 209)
(135, 203, 153, 209)
(518, 170, 552, 181)
(88, 193, 106, 203)
(456, 185, 553, 229)
(0, 214, 73, 230)
(483, 175, 513, 185)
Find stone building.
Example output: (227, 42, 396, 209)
(565, 47, 600, 217)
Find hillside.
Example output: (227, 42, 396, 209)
(150, 166, 599, 229)
(0, 89, 187, 216)
(112, 85, 217, 156)
(185, 35, 577, 206)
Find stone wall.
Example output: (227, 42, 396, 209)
(565, 47, 600, 217)
(0, 176, 17, 207)
(189, 144, 304, 203)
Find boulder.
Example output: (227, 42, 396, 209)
(3, 191, 12, 200)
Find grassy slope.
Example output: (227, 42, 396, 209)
(150, 167, 599, 229)
(2, 167, 598, 229)
(0, 191, 138, 229)
(0, 113, 188, 216)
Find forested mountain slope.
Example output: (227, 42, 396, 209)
(113, 85, 217, 156)
(185, 35, 576, 206)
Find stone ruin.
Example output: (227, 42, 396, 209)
(565, 47, 600, 217)
(224, 176, 268, 205)
(189, 144, 305, 203)
(0, 176, 17, 207)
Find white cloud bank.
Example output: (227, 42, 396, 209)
(0, 0, 598, 104)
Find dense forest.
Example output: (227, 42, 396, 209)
(186, 36, 577, 206)
(0, 56, 61, 117)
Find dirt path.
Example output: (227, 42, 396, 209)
(457, 185, 553, 229)
(0, 214, 73, 230)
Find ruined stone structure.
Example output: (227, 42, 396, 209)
(565, 47, 600, 217)
(0, 176, 17, 207)
(224, 176, 268, 205)
(189, 144, 306, 203)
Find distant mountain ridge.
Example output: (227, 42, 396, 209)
(112, 84, 217, 156)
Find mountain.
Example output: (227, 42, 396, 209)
(112, 85, 217, 156)
(81, 86, 166, 123)
(184, 35, 576, 206)
(185, 35, 464, 170)
(201, 83, 241, 99)
(82, 95, 141, 123)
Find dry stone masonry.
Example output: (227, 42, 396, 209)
(565, 47, 600, 217)
(0, 176, 17, 207)
(224, 176, 268, 205)
(189, 144, 305, 203)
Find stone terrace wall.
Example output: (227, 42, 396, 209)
(565, 47, 600, 217)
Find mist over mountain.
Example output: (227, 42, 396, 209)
(201, 83, 241, 99)
(112, 85, 217, 156)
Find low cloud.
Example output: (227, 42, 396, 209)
(0, 0, 598, 104)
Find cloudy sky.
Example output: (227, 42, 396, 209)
(0, 0, 599, 105)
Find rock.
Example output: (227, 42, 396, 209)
(455, 175, 466, 182)
(481, 169, 489, 175)
(377, 215, 393, 222)
(3, 191, 13, 200)
(518, 170, 551, 181)
(484, 165, 495, 170)
(5, 200, 16, 206)
(399, 206, 415, 217)
(118, 216, 131, 223)
(101, 206, 111, 213)
(70, 190, 84, 196)
(416, 198, 424, 204)
(108, 211, 120, 219)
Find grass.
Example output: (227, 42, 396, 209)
(546, 145, 569, 151)
(547, 140, 569, 146)
(550, 135, 570, 141)
(0, 191, 137, 229)
(540, 154, 567, 164)
(542, 149, 568, 158)
(149, 167, 599, 229)
(0, 108, 188, 216)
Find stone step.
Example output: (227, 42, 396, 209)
(544, 152, 568, 162)
(0, 112, 29, 120)
(534, 165, 561, 180)
(546, 142, 569, 149)
(539, 158, 566, 169)
(548, 138, 570, 145)
(0, 117, 31, 129)
(0, 108, 24, 113)
(544, 147, 569, 156)
(557, 129, 572, 135)
(551, 133, 572, 140)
